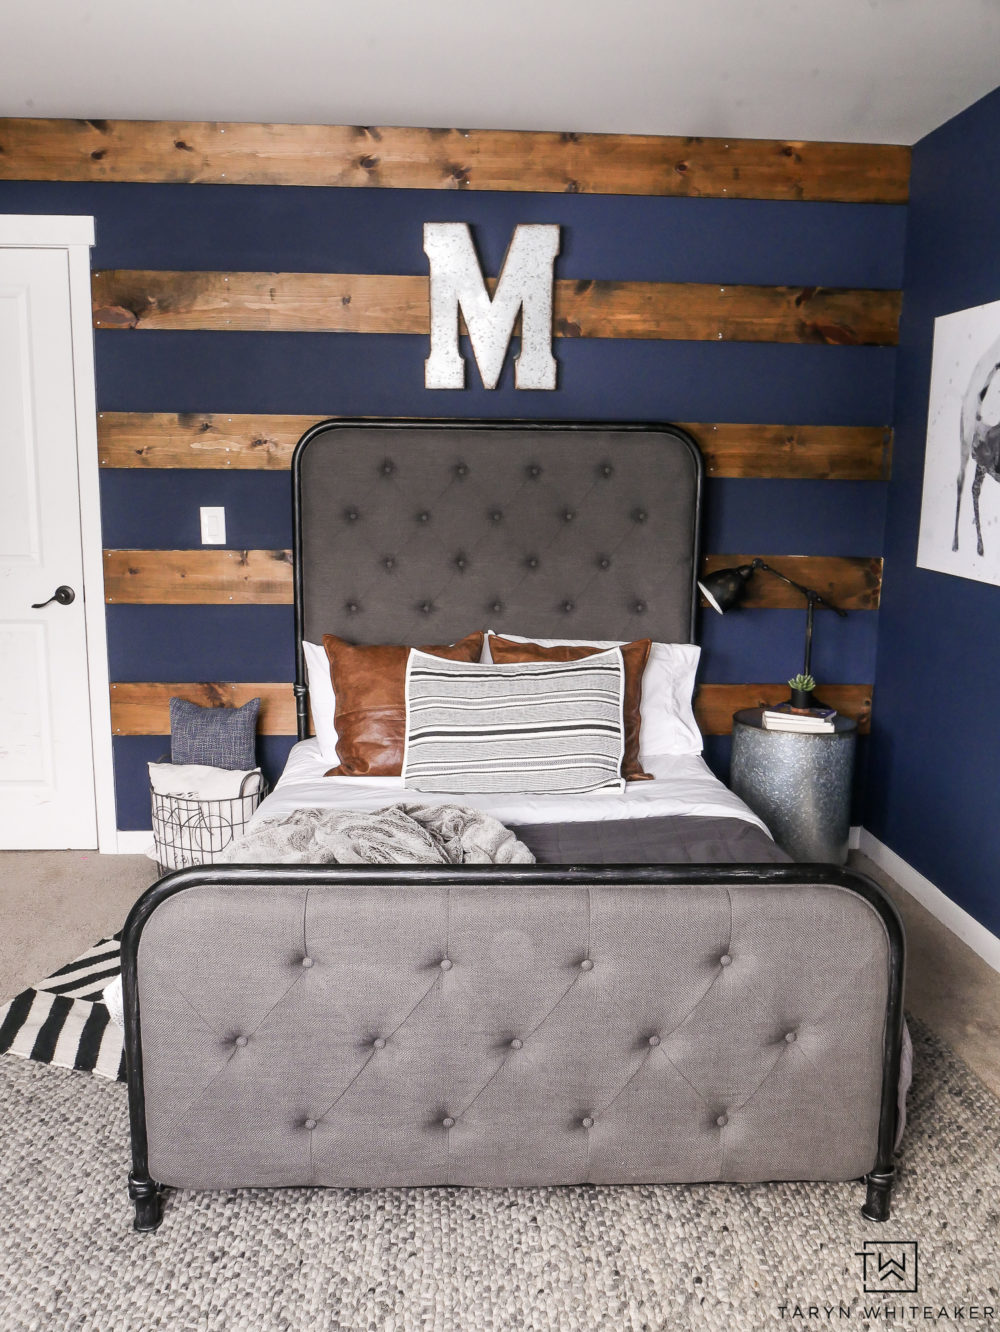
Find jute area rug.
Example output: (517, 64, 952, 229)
(0, 1017, 997, 1332)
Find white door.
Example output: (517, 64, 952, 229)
(0, 246, 97, 847)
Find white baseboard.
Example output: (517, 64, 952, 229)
(114, 830, 154, 855)
(857, 829, 1000, 975)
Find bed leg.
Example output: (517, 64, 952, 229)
(861, 1167, 895, 1222)
(128, 1171, 163, 1233)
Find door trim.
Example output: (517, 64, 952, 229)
(0, 214, 117, 851)
(0, 215, 95, 248)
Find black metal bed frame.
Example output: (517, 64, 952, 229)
(122, 418, 904, 1233)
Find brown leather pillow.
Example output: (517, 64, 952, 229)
(323, 632, 485, 776)
(488, 635, 653, 781)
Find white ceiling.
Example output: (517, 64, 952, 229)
(4, 0, 1000, 146)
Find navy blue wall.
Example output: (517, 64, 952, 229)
(0, 180, 903, 828)
(866, 86, 1000, 937)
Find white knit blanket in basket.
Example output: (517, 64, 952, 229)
(148, 763, 263, 869)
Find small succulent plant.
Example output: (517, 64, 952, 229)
(787, 673, 816, 693)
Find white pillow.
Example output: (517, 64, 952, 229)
(488, 632, 702, 757)
(403, 647, 626, 794)
(303, 639, 339, 762)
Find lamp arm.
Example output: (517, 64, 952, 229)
(751, 560, 848, 618)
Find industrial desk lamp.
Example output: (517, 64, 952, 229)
(697, 558, 847, 681)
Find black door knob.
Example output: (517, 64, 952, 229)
(32, 585, 76, 608)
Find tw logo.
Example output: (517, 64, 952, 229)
(855, 1240, 919, 1294)
(424, 222, 560, 390)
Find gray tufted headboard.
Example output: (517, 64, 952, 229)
(292, 419, 703, 740)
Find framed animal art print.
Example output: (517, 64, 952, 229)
(917, 296, 1000, 586)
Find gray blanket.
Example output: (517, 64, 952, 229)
(514, 814, 791, 864)
(222, 803, 535, 866)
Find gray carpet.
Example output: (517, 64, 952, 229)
(0, 1018, 997, 1332)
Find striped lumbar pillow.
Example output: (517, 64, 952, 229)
(402, 647, 625, 794)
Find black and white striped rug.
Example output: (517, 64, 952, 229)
(0, 934, 125, 1081)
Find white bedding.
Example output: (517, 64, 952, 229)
(252, 739, 770, 835)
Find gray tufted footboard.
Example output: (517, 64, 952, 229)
(121, 864, 904, 1232)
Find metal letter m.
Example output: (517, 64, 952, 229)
(423, 222, 560, 390)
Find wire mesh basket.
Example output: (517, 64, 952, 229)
(150, 770, 267, 873)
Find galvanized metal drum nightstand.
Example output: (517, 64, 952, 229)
(730, 708, 857, 863)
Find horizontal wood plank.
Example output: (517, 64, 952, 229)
(696, 684, 871, 735)
(97, 413, 892, 480)
(553, 282, 899, 345)
(91, 270, 900, 345)
(0, 119, 910, 202)
(91, 271, 427, 333)
(98, 412, 308, 469)
(104, 549, 881, 609)
(690, 423, 892, 480)
(700, 554, 882, 610)
(109, 680, 871, 736)
(111, 682, 299, 736)
(103, 549, 293, 604)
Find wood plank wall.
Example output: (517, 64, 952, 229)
(0, 119, 910, 201)
(102, 550, 881, 611)
(97, 413, 893, 480)
(101, 547, 881, 736)
(91, 270, 900, 345)
(0, 118, 898, 747)
(110, 681, 873, 738)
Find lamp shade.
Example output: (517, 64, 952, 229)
(697, 564, 755, 614)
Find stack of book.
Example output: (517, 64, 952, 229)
(761, 703, 837, 733)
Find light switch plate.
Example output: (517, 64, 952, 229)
(200, 506, 226, 544)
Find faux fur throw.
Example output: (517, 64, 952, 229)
(220, 802, 535, 866)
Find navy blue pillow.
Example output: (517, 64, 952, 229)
(169, 697, 260, 770)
